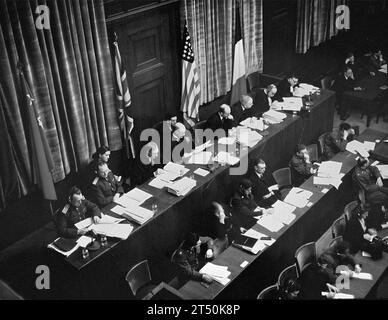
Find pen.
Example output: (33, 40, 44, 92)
(200, 282, 210, 288)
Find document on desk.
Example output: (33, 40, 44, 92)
(377, 165, 388, 179)
(193, 140, 213, 153)
(379, 64, 387, 74)
(124, 188, 153, 205)
(186, 151, 213, 165)
(243, 229, 276, 247)
(340, 271, 373, 280)
(194, 168, 210, 177)
(283, 188, 312, 208)
(214, 152, 240, 165)
(314, 176, 343, 190)
(148, 178, 169, 189)
(217, 137, 236, 145)
(76, 236, 94, 248)
(114, 194, 142, 208)
(317, 161, 342, 178)
(240, 117, 266, 130)
(263, 110, 287, 123)
(89, 223, 133, 240)
(163, 162, 190, 176)
(271, 200, 296, 225)
(166, 177, 196, 196)
(75, 218, 93, 230)
(363, 141, 376, 151)
(99, 214, 125, 224)
(281, 97, 303, 111)
(257, 215, 285, 233)
(322, 292, 355, 299)
(110, 204, 153, 225)
(346, 140, 370, 158)
(200, 263, 231, 278)
(237, 129, 263, 148)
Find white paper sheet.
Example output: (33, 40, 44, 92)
(340, 271, 373, 280)
(257, 215, 284, 232)
(218, 137, 236, 145)
(317, 161, 342, 178)
(75, 218, 93, 230)
(243, 229, 276, 246)
(163, 162, 190, 176)
(148, 178, 169, 189)
(89, 223, 133, 240)
(187, 151, 213, 165)
(377, 165, 388, 179)
(346, 140, 370, 158)
(281, 97, 303, 111)
(99, 214, 125, 224)
(76, 236, 94, 248)
(125, 188, 153, 204)
(214, 152, 240, 165)
(271, 200, 296, 225)
(194, 168, 210, 177)
(363, 141, 376, 151)
(283, 188, 312, 208)
(200, 263, 231, 279)
(322, 292, 355, 299)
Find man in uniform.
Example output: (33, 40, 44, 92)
(55, 186, 101, 238)
(172, 232, 215, 285)
(89, 160, 124, 208)
(289, 144, 317, 186)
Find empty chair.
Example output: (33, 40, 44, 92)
(277, 264, 297, 290)
(331, 216, 346, 238)
(320, 75, 334, 90)
(344, 200, 358, 223)
(329, 236, 343, 248)
(125, 260, 156, 299)
(295, 242, 317, 277)
(306, 144, 319, 163)
(272, 167, 292, 199)
(257, 284, 279, 299)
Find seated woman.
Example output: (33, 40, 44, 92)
(206, 202, 242, 257)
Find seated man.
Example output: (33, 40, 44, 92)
(165, 113, 178, 133)
(333, 66, 363, 120)
(322, 122, 355, 160)
(230, 178, 268, 229)
(231, 95, 255, 125)
(138, 141, 162, 183)
(205, 104, 234, 133)
(289, 144, 316, 186)
(275, 73, 299, 100)
(54, 186, 101, 238)
(249, 158, 279, 207)
(255, 84, 278, 115)
(342, 52, 375, 78)
(89, 160, 124, 208)
(278, 278, 302, 300)
(352, 157, 388, 207)
(171, 122, 193, 163)
(323, 240, 362, 274)
(369, 47, 386, 72)
(172, 232, 214, 285)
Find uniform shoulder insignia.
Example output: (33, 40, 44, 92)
(62, 204, 70, 214)
(92, 177, 99, 185)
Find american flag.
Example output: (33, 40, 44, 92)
(181, 24, 200, 127)
(114, 39, 135, 159)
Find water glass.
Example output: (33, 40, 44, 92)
(152, 203, 158, 214)
(100, 232, 108, 247)
(82, 248, 89, 259)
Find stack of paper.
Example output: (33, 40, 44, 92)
(239, 117, 266, 131)
(148, 178, 169, 189)
(283, 188, 313, 208)
(263, 110, 287, 124)
(379, 64, 387, 74)
(363, 141, 376, 151)
(76, 236, 94, 248)
(281, 97, 303, 111)
(116, 188, 153, 206)
(98, 214, 125, 225)
(317, 161, 342, 178)
(236, 129, 262, 148)
(256, 214, 285, 232)
(217, 137, 236, 145)
(166, 177, 196, 196)
(111, 204, 154, 225)
(271, 200, 296, 225)
(243, 229, 276, 247)
(377, 165, 388, 179)
(313, 176, 342, 190)
(293, 83, 319, 97)
(214, 151, 240, 165)
(89, 223, 133, 240)
(75, 218, 94, 230)
(199, 263, 231, 286)
(163, 162, 190, 177)
(346, 140, 370, 158)
(186, 151, 213, 165)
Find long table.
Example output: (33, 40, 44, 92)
(179, 128, 388, 299)
(0, 90, 335, 298)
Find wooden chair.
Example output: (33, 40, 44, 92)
(277, 264, 298, 290)
(257, 284, 279, 299)
(295, 242, 317, 277)
(318, 132, 329, 159)
(344, 200, 358, 223)
(306, 144, 319, 163)
(331, 216, 346, 238)
(125, 260, 155, 299)
(320, 76, 335, 90)
(272, 167, 292, 199)
(329, 236, 343, 248)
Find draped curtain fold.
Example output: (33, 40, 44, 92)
(296, 0, 348, 54)
(0, 0, 121, 212)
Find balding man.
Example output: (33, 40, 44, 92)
(255, 84, 278, 115)
(231, 95, 255, 125)
(205, 104, 234, 133)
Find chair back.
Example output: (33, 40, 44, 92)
(344, 201, 358, 222)
(306, 144, 319, 163)
(257, 284, 279, 299)
(125, 260, 152, 296)
(320, 76, 334, 90)
(318, 132, 329, 158)
(329, 236, 343, 248)
(358, 189, 366, 205)
(277, 264, 297, 290)
(295, 242, 316, 277)
(272, 167, 292, 189)
(331, 216, 346, 238)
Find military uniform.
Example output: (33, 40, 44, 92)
(89, 172, 124, 208)
(231, 191, 262, 229)
(55, 199, 101, 238)
(353, 165, 388, 205)
(289, 154, 313, 186)
(172, 236, 214, 282)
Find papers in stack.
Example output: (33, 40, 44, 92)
(237, 129, 262, 148)
(186, 151, 213, 165)
(281, 97, 303, 111)
(194, 168, 210, 177)
(263, 110, 287, 124)
(271, 200, 296, 225)
(321, 292, 355, 299)
(75, 218, 93, 230)
(48, 238, 79, 257)
(340, 271, 373, 280)
(313, 176, 342, 190)
(379, 64, 387, 74)
(377, 165, 388, 179)
(111, 204, 153, 225)
(117, 188, 153, 206)
(148, 178, 169, 189)
(256, 214, 285, 232)
(217, 137, 236, 145)
(193, 140, 213, 153)
(363, 141, 376, 151)
(76, 236, 94, 248)
(163, 162, 190, 176)
(317, 161, 342, 178)
(214, 151, 240, 165)
(346, 140, 370, 158)
(283, 188, 313, 208)
(199, 263, 231, 286)
(240, 117, 266, 131)
(293, 83, 320, 97)
(243, 229, 276, 247)
(89, 223, 133, 240)
(166, 177, 196, 196)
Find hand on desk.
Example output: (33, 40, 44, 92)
(205, 249, 214, 259)
(77, 228, 88, 236)
(202, 274, 213, 284)
(355, 264, 362, 274)
(93, 216, 100, 224)
(113, 193, 121, 202)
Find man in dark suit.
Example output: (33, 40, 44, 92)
(322, 122, 355, 160)
(255, 84, 278, 115)
(231, 95, 255, 125)
(369, 48, 386, 72)
(205, 104, 234, 133)
(289, 144, 316, 186)
(89, 160, 124, 208)
(275, 74, 299, 100)
(249, 158, 280, 207)
(342, 52, 375, 79)
(333, 66, 363, 120)
(230, 178, 267, 229)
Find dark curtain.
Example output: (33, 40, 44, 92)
(0, 0, 122, 212)
(296, 0, 348, 54)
